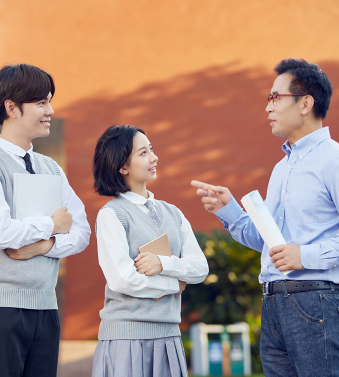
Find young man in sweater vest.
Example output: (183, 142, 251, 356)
(0, 64, 91, 377)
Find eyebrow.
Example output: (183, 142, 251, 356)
(37, 96, 51, 102)
(137, 143, 152, 152)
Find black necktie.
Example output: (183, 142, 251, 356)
(22, 153, 35, 174)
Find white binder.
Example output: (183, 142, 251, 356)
(13, 173, 63, 220)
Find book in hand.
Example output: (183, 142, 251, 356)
(241, 190, 293, 275)
(13, 173, 63, 220)
(139, 234, 172, 300)
(139, 233, 172, 257)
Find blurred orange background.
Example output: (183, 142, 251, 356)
(1, 0, 339, 339)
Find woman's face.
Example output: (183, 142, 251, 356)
(120, 132, 158, 186)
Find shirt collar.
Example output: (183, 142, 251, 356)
(120, 190, 156, 205)
(0, 138, 33, 158)
(282, 127, 330, 159)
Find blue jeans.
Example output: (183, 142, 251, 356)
(260, 285, 339, 377)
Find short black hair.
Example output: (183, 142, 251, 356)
(0, 64, 55, 125)
(274, 58, 332, 119)
(93, 125, 145, 197)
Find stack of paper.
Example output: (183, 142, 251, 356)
(13, 173, 63, 220)
(241, 190, 292, 275)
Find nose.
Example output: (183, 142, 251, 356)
(151, 152, 158, 163)
(266, 100, 273, 113)
(46, 102, 54, 117)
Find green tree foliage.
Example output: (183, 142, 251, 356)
(181, 231, 263, 372)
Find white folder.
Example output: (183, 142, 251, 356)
(241, 190, 292, 275)
(13, 173, 63, 220)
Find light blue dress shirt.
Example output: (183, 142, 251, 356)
(215, 127, 339, 284)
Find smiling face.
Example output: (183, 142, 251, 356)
(120, 131, 158, 191)
(266, 73, 305, 143)
(17, 92, 54, 140)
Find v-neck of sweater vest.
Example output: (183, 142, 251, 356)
(0, 148, 42, 174)
(116, 195, 163, 230)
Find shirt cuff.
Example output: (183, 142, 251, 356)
(44, 232, 79, 258)
(214, 197, 243, 225)
(40, 217, 55, 240)
(300, 244, 321, 269)
(158, 255, 174, 275)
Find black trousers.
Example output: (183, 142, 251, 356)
(0, 308, 60, 377)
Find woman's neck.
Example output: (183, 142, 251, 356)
(129, 183, 148, 199)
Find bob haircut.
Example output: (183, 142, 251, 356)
(274, 58, 332, 119)
(0, 64, 55, 126)
(93, 125, 145, 197)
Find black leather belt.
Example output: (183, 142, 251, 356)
(262, 280, 339, 295)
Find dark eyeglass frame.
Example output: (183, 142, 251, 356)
(267, 93, 307, 104)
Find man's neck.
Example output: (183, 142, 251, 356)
(0, 125, 31, 151)
(287, 120, 323, 145)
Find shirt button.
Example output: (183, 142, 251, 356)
(280, 216, 283, 220)
(263, 265, 266, 268)
(282, 190, 285, 194)
(288, 165, 291, 168)
(334, 265, 337, 267)
(299, 155, 303, 159)
(310, 263, 314, 266)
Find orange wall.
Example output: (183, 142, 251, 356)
(1, 0, 339, 339)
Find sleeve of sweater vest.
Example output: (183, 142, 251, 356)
(44, 167, 91, 258)
(158, 208, 209, 284)
(97, 208, 180, 299)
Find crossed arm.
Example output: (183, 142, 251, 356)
(6, 207, 73, 260)
(2, 168, 90, 260)
(97, 207, 208, 299)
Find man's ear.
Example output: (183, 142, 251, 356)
(300, 95, 315, 116)
(4, 100, 19, 119)
(119, 165, 129, 175)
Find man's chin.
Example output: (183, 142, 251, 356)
(34, 130, 51, 139)
(271, 125, 285, 138)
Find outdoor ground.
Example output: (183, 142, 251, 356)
(57, 341, 264, 377)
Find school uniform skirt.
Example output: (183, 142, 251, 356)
(92, 336, 188, 377)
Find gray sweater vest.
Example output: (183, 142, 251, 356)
(97, 195, 184, 340)
(0, 148, 61, 309)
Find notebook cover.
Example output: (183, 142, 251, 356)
(13, 173, 63, 219)
(139, 233, 172, 256)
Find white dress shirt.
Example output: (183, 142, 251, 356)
(0, 138, 91, 258)
(96, 191, 209, 298)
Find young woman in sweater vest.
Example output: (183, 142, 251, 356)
(92, 125, 209, 377)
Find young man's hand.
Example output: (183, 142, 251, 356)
(177, 280, 186, 295)
(191, 180, 233, 213)
(269, 243, 303, 271)
(6, 238, 55, 260)
(52, 207, 73, 234)
(134, 252, 163, 276)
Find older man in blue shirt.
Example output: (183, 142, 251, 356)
(192, 58, 339, 377)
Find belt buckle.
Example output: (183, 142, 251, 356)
(262, 282, 270, 295)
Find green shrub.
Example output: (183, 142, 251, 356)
(182, 231, 263, 373)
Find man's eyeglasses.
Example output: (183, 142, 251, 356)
(267, 93, 306, 105)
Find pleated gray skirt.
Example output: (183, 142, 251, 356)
(92, 336, 188, 377)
